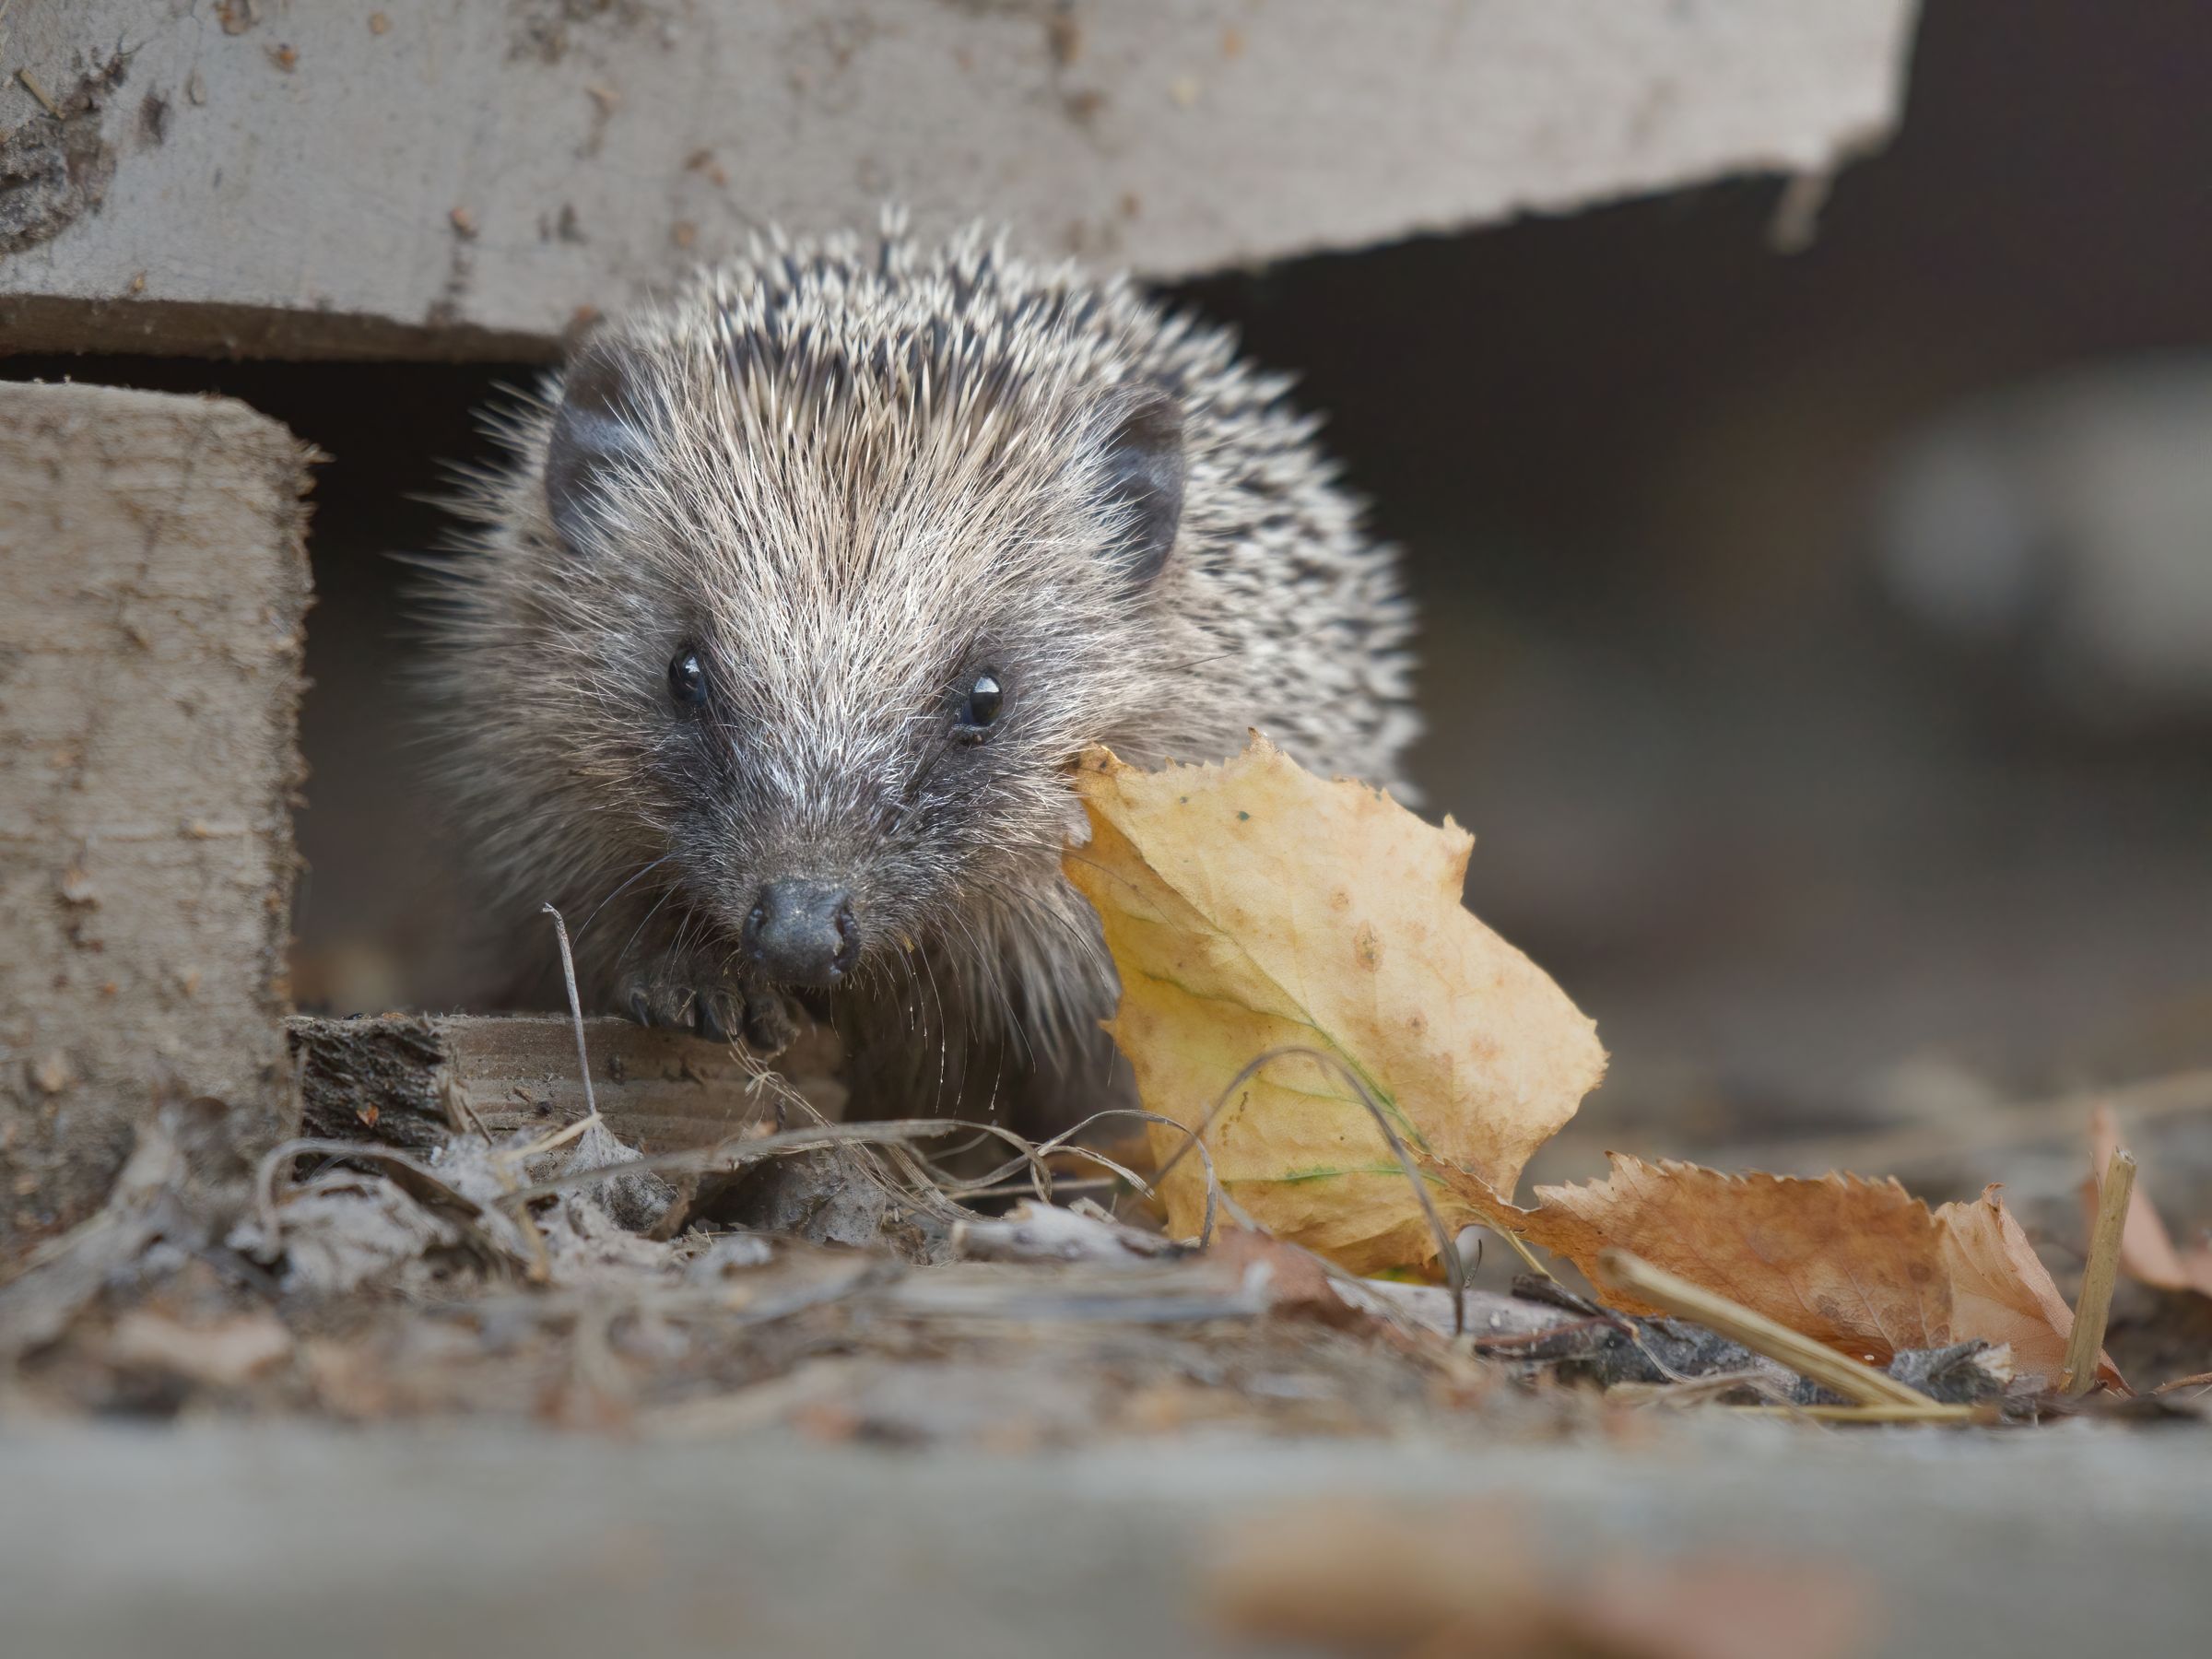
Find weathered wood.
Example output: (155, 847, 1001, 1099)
(6, 1425, 2212, 1659)
(0, 381, 313, 1245)
(288, 1014, 848, 1154)
(0, 1, 1917, 359)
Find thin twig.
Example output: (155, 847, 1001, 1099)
(509, 1194, 553, 1284)
(500, 1118, 1033, 1205)
(1038, 1106, 1220, 1245)
(937, 1174, 1127, 1201)
(947, 1111, 1159, 1205)
(17, 67, 61, 118)
(1470, 1316, 1616, 1354)
(253, 1136, 473, 1241)
(1512, 1275, 1631, 1328)
(250, 1135, 547, 1280)
(446, 1081, 497, 1147)
(542, 903, 599, 1123)
(2062, 1145, 2135, 1395)
(1596, 1249, 1936, 1411)
(518, 905, 605, 1279)
(494, 1111, 603, 1166)
(1606, 1369, 1801, 1412)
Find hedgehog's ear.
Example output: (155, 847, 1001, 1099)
(1099, 386, 1185, 582)
(544, 342, 652, 552)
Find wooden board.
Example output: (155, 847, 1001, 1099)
(0, 1, 1916, 358)
(289, 1013, 848, 1154)
(0, 381, 313, 1242)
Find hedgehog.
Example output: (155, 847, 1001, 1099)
(423, 219, 1417, 1130)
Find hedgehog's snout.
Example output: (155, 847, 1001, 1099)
(743, 877, 860, 987)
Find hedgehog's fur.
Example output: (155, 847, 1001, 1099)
(424, 220, 1415, 1124)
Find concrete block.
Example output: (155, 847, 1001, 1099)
(0, 380, 312, 1243)
(0, 0, 1917, 359)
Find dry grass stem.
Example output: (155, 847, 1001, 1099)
(253, 1137, 473, 1239)
(1728, 1401, 1988, 1424)
(541, 902, 599, 1121)
(2150, 1371, 2212, 1397)
(1596, 1249, 1933, 1410)
(16, 67, 61, 117)
(1150, 1045, 1468, 1330)
(495, 1112, 606, 1166)
(2063, 1145, 2136, 1395)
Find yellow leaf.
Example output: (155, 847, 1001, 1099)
(1065, 736, 1606, 1274)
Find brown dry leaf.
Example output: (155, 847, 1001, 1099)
(1497, 1160, 1937, 1359)
(2086, 1105, 2212, 1300)
(1932, 1184, 2117, 1385)
(1065, 737, 1606, 1273)
(1430, 1154, 2121, 1387)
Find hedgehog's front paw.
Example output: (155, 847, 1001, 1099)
(617, 962, 799, 1058)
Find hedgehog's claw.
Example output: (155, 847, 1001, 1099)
(618, 960, 793, 1060)
(694, 986, 734, 1044)
(740, 987, 799, 1055)
(616, 968, 690, 1031)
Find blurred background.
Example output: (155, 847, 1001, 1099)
(13, 0, 2208, 1197)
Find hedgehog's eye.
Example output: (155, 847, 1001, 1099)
(667, 648, 708, 708)
(958, 670, 1005, 735)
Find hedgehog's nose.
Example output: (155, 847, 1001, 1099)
(744, 879, 858, 986)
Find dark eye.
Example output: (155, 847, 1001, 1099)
(959, 670, 1005, 733)
(667, 648, 707, 708)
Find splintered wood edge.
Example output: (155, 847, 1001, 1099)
(288, 1014, 848, 1155)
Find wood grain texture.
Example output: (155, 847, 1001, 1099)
(0, 1, 1915, 357)
(0, 380, 313, 1242)
(288, 1013, 848, 1153)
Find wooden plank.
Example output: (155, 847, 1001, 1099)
(0, 1, 1916, 358)
(288, 1013, 848, 1154)
(0, 381, 313, 1243)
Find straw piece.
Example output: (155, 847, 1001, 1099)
(1727, 1401, 1984, 1424)
(2062, 1146, 2136, 1395)
(1596, 1249, 1931, 1410)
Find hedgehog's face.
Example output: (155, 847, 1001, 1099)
(636, 620, 1053, 995)
(534, 336, 1195, 1003)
